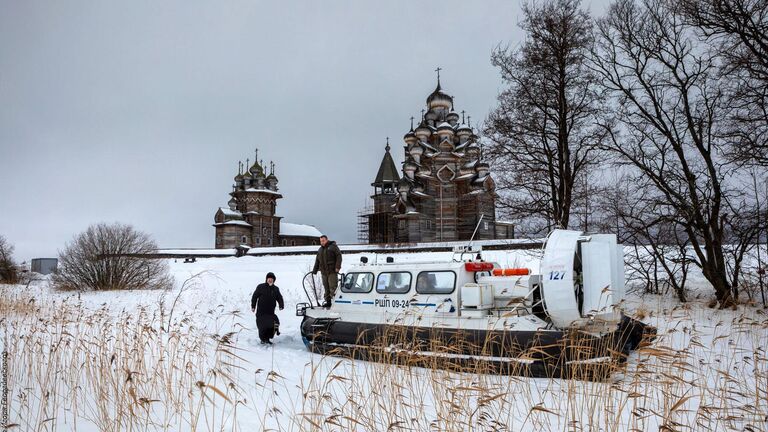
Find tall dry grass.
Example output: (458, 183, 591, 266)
(1, 283, 249, 431)
(1, 282, 766, 431)
(294, 300, 767, 431)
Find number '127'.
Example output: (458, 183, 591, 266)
(548, 271, 567, 280)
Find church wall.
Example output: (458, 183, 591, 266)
(248, 215, 280, 247)
(396, 215, 425, 243)
(278, 236, 318, 247)
(216, 225, 252, 248)
(458, 194, 497, 240)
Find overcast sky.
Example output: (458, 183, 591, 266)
(0, 0, 609, 261)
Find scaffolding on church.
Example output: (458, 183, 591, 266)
(357, 206, 371, 243)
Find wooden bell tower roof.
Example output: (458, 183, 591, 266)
(372, 138, 400, 187)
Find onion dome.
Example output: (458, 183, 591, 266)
(227, 196, 237, 210)
(427, 80, 453, 109)
(266, 172, 278, 188)
(233, 161, 245, 184)
(249, 160, 265, 178)
(403, 161, 418, 178)
(266, 162, 279, 191)
(404, 116, 418, 143)
(457, 122, 472, 136)
(446, 110, 460, 125)
(426, 82, 453, 110)
(415, 119, 432, 140)
(465, 142, 480, 158)
(397, 177, 412, 193)
(436, 122, 455, 139)
(242, 170, 252, 179)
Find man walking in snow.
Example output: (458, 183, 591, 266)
(251, 272, 284, 344)
(312, 235, 342, 308)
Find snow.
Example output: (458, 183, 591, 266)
(279, 222, 322, 237)
(217, 207, 242, 217)
(243, 188, 281, 195)
(3, 247, 767, 431)
(156, 248, 236, 256)
(213, 220, 252, 227)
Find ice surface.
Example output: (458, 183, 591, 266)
(2, 247, 766, 431)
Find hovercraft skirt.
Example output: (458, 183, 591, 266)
(300, 315, 655, 380)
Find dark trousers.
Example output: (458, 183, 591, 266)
(256, 314, 279, 342)
(321, 272, 338, 303)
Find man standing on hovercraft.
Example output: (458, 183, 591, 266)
(312, 235, 342, 308)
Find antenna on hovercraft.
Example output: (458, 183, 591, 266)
(454, 214, 485, 262)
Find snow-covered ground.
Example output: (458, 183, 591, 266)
(1, 249, 766, 431)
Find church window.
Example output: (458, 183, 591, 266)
(256, 237, 261, 245)
(291, 240, 296, 246)
(267, 238, 272, 246)
(241, 235, 247, 244)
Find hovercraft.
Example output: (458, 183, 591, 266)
(296, 230, 655, 379)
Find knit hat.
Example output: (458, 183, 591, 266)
(266, 272, 276, 282)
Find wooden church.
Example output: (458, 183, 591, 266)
(214, 151, 322, 249)
(361, 73, 514, 244)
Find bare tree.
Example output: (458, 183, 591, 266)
(53, 223, 172, 291)
(591, 0, 759, 306)
(596, 176, 692, 302)
(0, 235, 18, 284)
(678, 0, 768, 166)
(484, 0, 606, 235)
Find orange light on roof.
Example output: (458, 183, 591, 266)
(465, 262, 494, 272)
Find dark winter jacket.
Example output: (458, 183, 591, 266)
(251, 282, 285, 317)
(313, 241, 342, 274)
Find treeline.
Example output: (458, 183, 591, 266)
(0, 224, 172, 291)
(0, 235, 20, 284)
(485, 0, 768, 307)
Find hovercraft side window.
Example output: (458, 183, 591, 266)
(376, 272, 412, 294)
(415, 271, 456, 294)
(341, 272, 374, 293)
